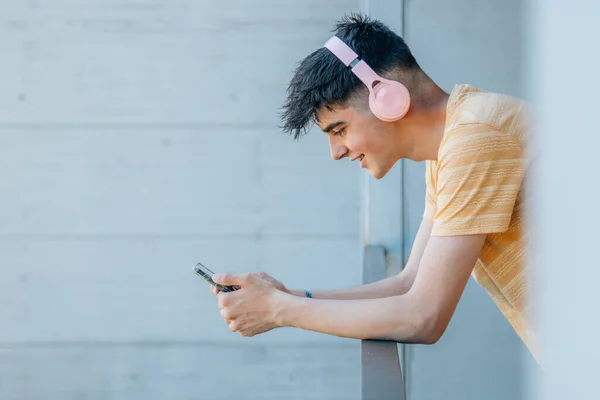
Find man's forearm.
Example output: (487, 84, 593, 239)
(276, 292, 434, 343)
(288, 273, 413, 300)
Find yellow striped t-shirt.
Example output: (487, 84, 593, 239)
(423, 84, 535, 359)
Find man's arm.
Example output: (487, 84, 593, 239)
(277, 234, 485, 343)
(287, 219, 433, 300)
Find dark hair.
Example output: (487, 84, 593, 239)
(280, 13, 420, 139)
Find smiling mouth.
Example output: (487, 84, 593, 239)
(352, 154, 365, 162)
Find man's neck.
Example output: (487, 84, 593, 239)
(398, 82, 449, 162)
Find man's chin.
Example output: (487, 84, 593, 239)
(367, 166, 387, 180)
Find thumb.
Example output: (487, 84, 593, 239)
(212, 273, 249, 286)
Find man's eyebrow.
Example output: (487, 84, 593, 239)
(322, 121, 345, 133)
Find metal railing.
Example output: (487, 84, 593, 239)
(361, 245, 406, 400)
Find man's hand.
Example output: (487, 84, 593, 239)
(212, 272, 288, 337)
(210, 271, 288, 295)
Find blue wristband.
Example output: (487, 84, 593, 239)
(304, 290, 313, 298)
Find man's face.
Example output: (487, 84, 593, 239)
(317, 104, 401, 179)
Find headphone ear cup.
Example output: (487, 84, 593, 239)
(369, 80, 411, 122)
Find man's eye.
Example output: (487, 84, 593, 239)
(333, 128, 346, 136)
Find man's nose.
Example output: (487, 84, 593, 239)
(329, 139, 349, 161)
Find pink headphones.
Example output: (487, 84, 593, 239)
(323, 36, 411, 122)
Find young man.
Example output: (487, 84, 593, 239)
(211, 14, 534, 360)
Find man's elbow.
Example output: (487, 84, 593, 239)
(384, 294, 453, 345)
(417, 320, 446, 345)
(407, 309, 449, 345)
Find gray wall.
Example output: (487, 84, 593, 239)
(0, 1, 363, 399)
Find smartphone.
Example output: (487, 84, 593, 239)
(193, 262, 238, 292)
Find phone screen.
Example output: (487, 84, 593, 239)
(193, 262, 238, 292)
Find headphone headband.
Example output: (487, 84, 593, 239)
(323, 36, 380, 89)
(323, 36, 358, 67)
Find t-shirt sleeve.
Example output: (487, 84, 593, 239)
(431, 123, 525, 236)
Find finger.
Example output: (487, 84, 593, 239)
(212, 273, 251, 287)
(251, 272, 280, 289)
(217, 291, 238, 309)
(228, 321, 238, 332)
(239, 328, 255, 337)
(211, 285, 220, 295)
(220, 308, 228, 320)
